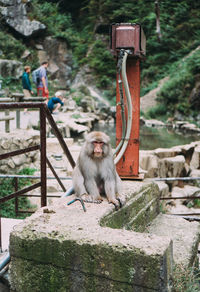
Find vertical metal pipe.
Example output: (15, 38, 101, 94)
(14, 177, 18, 216)
(40, 106, 47, 207)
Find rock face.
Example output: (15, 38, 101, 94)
(36, 37, 73, 87)
(0, 0, 46, 37)
(0, 59, 23, 79)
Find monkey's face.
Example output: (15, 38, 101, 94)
(92, 141, 104, 158)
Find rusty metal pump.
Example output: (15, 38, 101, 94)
(110, 23, 146, 179)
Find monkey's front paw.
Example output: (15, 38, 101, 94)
(81, 193, 103, 204)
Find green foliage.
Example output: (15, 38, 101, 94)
(0, 168, 37, 219)
(0, 31, 26, 60)
(173, 264, 200, 291)
(145, 104, 168, 120)
(157, 50, 200, 115)
(141, 81, 159, 97)
(30, 1, 78, 44)
(88, 39, 115, 88)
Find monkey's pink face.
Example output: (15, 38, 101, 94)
(92, 141, 104, 158)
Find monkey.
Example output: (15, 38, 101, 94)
(72, 131, 122, 209)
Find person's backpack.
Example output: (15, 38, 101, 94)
(32, 68, 41, 85)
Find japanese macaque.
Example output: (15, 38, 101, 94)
(72, 131, 122, 209)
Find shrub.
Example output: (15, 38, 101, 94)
(0, 168, 37, 219)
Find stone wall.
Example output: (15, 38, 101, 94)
(0, 130, 40, 174)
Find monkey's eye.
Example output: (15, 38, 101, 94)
(93, 141, 104, 146)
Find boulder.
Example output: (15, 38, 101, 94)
(0, 0, 46, 37)
(190, 145, 200, 169)
(158, 155, 185, 179)
(0, 59, 23, 79)
(40, 37, 73, 87)
(154, 147, 180, 159)
(145, 119, 165, 127)
(139, 150, 159, 178)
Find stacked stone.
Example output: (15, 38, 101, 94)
(0, 131, 40, 173)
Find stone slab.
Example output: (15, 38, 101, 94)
(146, 214, 200, 267)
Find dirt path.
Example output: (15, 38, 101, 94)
(140, 77, 169, 113)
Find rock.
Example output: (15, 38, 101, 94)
(21, 49, 31, 59)
(190, 145, 200, 169)
(35, 44, 44, 50)
(41, 37, 74, 87)
(155, 181, 169, 198)
(145, 119, 165, 127)
(154, 148, 179, 159)
(189, 79, 200, 108)
(12, 154, 28, 166)
(158, 155, 185, 179)
(139, 150, 159, 178)
(171, 185, 200, 206)
(0, 0, 46, 37)
(0, 59, 23, 79)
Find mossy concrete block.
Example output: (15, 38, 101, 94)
(9, 181, 173, 292)
(101, 182, 160, 231)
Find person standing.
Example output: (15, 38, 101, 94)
(22, 66, 34, 113)
(37, 61, 49, 102)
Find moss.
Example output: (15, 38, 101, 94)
(100, 183, 159, 231)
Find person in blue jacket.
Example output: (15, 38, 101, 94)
(47, 91, 65, 114)
(22, 66, 34, 113)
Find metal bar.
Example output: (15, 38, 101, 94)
(154, 177, 200, 181)
(46, 157, 66, 192)
(18, 194, 61, 198)
(45, 106, 75, 168)
(168, 213, 200, 216)
(160, 196, 200, 200)
(40, 106, 47, 207)
(14, 177, 18, 217)
(168, 214, 200, 222)
(0, 182, 41, 203)
(0, 145, 40, 160)
(0, 174, 72, 180)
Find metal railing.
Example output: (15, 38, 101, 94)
(0, 102, 75, 251)
(155, 176, 200, 218)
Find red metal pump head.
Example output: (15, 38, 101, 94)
(110, 23, 146, 58)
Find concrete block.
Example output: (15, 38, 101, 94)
(9, 181, 173, 292)
(146, 214, 200, 267)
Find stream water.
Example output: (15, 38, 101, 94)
(93, 123, 200, 150)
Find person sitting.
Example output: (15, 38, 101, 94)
(47, 91, 65, 114)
